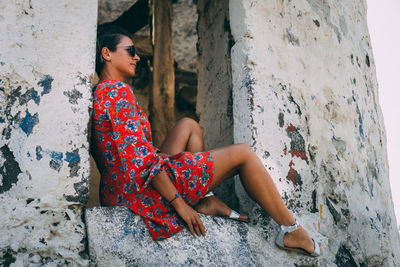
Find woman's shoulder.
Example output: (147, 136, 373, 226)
(93, 79, 138, 106)
(93, 80, 135, 100)
(94, 79, 130, 92)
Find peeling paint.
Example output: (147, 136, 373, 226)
(0, 145, 21, 193)
(286, 124, 307, 161)
(20, 110, 39, 135)
(66, 149, 81, 177)
(35, 145, 42, 160)
(19, 88, 40, 105)
(49, 151, 63, 171)
(0, 0, 95, 264)
(63, 89, 83, 105)
(37, 74, 53, 96)
(286, 161, 302, 187)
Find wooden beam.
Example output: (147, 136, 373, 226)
(149, 0, 175, 146)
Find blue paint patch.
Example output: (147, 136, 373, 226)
(376, 212, 381, 222)
(368, 181, 374, 197)
(373, 167, 378, 180)
(20, 110, 39, 136)
(38, 75, 53, 96)
(36, 146, 43, 160)
(123, 217, 134, 236)
(49, 151, 63, 171)
(65, 151, 80, 163)
(50, 151, 63, 160)
(366, 206, 369, 211)
(31, 90, 40, 105)
(358, 114, 364, 138)
(356, 105, 364, 138)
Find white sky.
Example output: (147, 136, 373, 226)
(366, 0, 400, 228)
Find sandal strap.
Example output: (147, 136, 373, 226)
(280, 219, 299, 234)
(310, 238, 321, 257)
(203, 191, 214, 198)
(229, 210, 240, 219)
(275, 219, 299, 248)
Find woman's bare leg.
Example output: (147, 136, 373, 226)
(209, 143, 316, 253)
(159, 117, 204, 154)
(159, 118, 246, 219)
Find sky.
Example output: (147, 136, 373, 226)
(366, 0, 400, 228)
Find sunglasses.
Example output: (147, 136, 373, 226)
(116, 45, 136, 57)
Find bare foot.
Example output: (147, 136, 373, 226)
(283, 225, 318, 254)
(194, 196, 248, 222)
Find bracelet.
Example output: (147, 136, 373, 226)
(169, 193, 180, 204)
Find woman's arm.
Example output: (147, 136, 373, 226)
(150, 169, 205, 237)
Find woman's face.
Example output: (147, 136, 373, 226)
(108, 36, 140, 79)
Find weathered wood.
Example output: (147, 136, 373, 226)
(149, 0, 175, 146)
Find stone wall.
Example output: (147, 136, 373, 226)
(0, 0, 97, 265)
(229, 0, 400, 265)
(1, 0, 399, 265)
(196, 0, 237, 208)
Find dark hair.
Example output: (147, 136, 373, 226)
(96, 23, 132, 75)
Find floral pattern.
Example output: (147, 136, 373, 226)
(92, 80, 214, 240)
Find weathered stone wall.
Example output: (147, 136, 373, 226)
(0, 0, 97, 265)
(98, 0, 137, 25)
(172, 0, 198, 72)
(197, 0, 233, 150)
(230, 0, 400, 265)
(196, 0, 238, 208)
(98, 0, 197, 72)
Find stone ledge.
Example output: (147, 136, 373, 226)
(85, 206, 320, 266)
(85, 206, 258, 266)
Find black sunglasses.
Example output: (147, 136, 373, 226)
(116, 45, 136, 57)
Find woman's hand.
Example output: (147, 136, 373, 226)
(172, 198, 206, 237)
(150, 170, 205, 236)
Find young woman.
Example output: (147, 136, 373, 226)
(91, 26, 320, 257)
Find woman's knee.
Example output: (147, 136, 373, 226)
(236, 143, 253, 153)
(235, 143, 256, 161)
(178, 117, 203, 136)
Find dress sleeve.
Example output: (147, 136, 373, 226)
(106, 83, 165, 192)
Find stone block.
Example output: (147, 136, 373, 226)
(86, 206, 324, 266)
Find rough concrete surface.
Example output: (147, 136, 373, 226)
(86, 206, 323, 266)
(230, 0, 400, 265)
(0, 0, 97, 265)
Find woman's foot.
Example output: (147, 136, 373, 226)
(283, 225, 317, 254)
(194, 195, 248, 222)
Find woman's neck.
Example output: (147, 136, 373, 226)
(99, 68, 126, 82)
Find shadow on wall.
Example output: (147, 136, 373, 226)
(87, 156, 101, 207)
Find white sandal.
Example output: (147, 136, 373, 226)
(200, 192, 249, 222)
(275, 220, 320, 257)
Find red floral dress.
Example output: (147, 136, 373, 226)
(91, 79, 214, 240)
